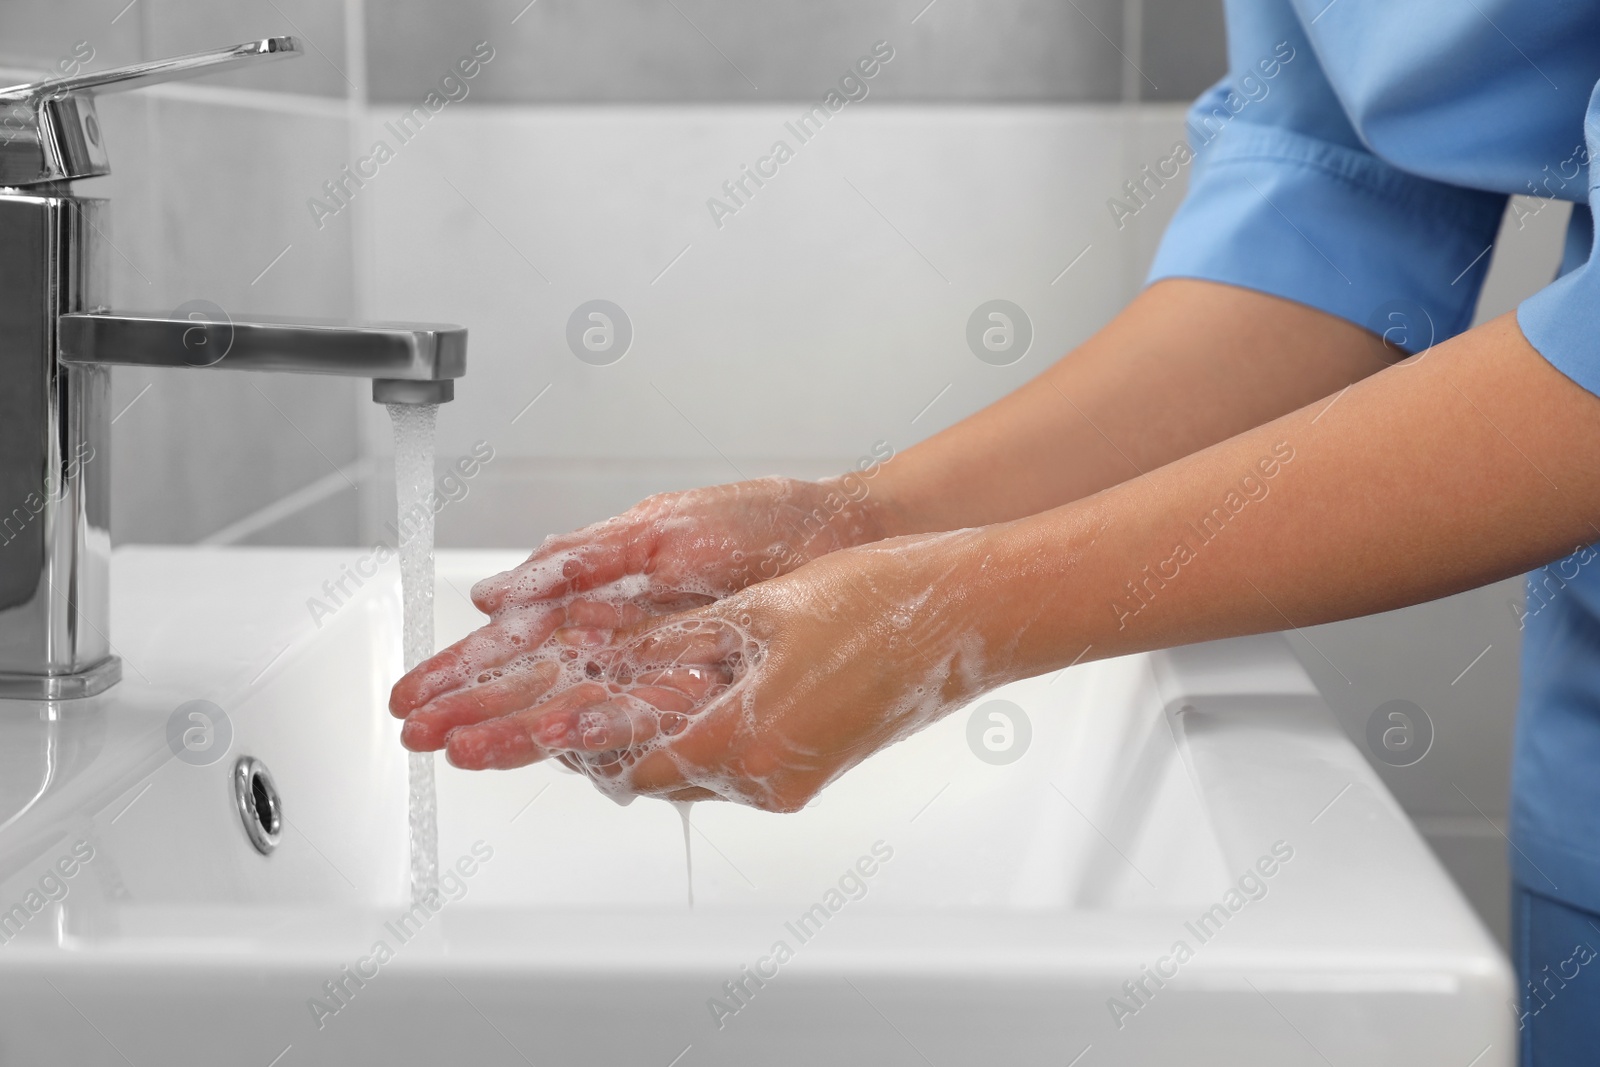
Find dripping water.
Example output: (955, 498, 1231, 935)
(672, 800, 695, 909)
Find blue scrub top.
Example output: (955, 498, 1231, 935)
(1148, 0, 1600, 911)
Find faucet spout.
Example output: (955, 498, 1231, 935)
(58, 312, 464, 405)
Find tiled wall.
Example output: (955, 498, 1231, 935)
(0, 0, 1553, 947)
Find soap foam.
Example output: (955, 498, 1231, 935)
(434, 546, 767, 804)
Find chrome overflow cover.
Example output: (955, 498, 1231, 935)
(233, 756, 282, 855)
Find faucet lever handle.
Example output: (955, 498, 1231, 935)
(0, 37, 301, 103)
(0, 37, 302, 186)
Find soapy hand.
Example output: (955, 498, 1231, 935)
(389, 474, 894, 754)
(391, 528, 997, 812)
(465, 475, 892, 618)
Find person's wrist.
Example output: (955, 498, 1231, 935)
(952, 507, 1105, 689)
(949, 523, 1029, 694)
(853, 459, 925, 541)
(861, 474, 913, 539)
(813, 472, 901, 546)
(871, 523, 1021, 702)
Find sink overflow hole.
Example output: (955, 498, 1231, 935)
(233, 756, 282, 855)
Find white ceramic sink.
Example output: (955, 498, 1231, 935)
(0, 547, 1512, 1065)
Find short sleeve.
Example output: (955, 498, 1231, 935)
(1146, 2, 1507, 349)
(1518, 81, 1600, 398)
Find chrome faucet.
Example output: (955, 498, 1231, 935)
(0, 38, 466, 700)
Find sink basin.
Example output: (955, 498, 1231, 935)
(0, 547, 1513, 1065)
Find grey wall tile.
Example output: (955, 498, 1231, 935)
(111, 371, 362, 542)
(236, 482, 361, 546)
(889, 0, 1127, 102)
(76, 94, 159, 303)
(97, 96, 361, 544)
(1424, 827, 1512, 948)
(1140, 0, 1225, 103)
(142, 0, 352, 97)
(366, 0, 1126, 104)
(147, 98, 354, 315)
(1474, 196, 1572, 326)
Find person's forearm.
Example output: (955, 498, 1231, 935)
(870, 280, 1393, 537)
(952, 311, 1600, 683)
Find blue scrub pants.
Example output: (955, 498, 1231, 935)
(1513, 883, 1600, 1064)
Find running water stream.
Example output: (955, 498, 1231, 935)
(673, 800, 695, 909)
(389, 402, 440, 904)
